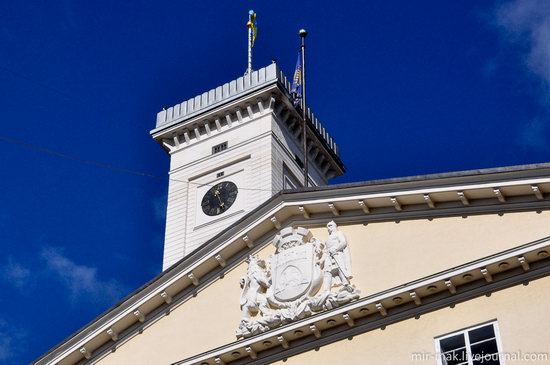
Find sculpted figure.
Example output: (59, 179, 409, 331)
(325, 220, 352, 286)
(236, 224, 360, 338)
(239, 255, 270, 321)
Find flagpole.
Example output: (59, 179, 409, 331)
(246, 11, 254, 75)
(299, 29, 308, 187)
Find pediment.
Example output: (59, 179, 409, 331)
(33, 165, 550, 365)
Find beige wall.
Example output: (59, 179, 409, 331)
(96, 242, 275, 365)
(310, 211, 550, 294)
(96, 211, 550, 364)
(276, 276, 550, 365)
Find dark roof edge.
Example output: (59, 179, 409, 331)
(307, 162, 550, 194)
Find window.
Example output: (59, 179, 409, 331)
(294, 154, 304, 169)
(283, 163, 302, 190)
(283, 175, 297, 190)
(436, 321, 503, 365)
(212, 141, 228, 154)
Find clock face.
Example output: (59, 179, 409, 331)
(201, 181, 239, 216)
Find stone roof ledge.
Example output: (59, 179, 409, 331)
(152, 63, 340, 157)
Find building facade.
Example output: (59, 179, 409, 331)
(32, 64, 550, 365)
(151, 63, 343, 269)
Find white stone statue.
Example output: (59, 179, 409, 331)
(325, 220, 353, 286)
(239, 255, 270, 321)
(236, 224, 360, 339)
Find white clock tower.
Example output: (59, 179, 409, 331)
(151, 63, 345, 270)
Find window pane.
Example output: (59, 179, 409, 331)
(469, 325, 495, 344)
(471, 340, 500, 365)
(441, 348, 468, 365)
(440, 334, 465, 352)
(472, 352, 500, 365)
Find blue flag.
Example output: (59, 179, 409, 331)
(290, 53, 302, 107)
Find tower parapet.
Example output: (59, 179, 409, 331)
(152, 63, 344, 176)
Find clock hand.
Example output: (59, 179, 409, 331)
(214, 190, 226, 209)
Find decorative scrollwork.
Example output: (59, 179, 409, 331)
(236, 221, 360, 338)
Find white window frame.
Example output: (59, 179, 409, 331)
(435, 320, 505, 365)
(282, 163, 302, 190)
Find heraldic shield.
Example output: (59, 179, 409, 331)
(236, 224, 360, 339)
(272, 244, 316, 302)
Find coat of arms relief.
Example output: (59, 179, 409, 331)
(236, 221, 361, 338)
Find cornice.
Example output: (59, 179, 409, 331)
(32, 165, 550, 365)
(149, 63, 344, 175)
(150, 84, 344, 179)
(175, 237, 550, 365)
(152, 65, 281, 131)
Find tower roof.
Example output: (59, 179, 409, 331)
(151, 63, 342, 163)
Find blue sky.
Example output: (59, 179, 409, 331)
(1, 1, 550, 364)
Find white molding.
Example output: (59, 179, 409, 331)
(243, 235, 254, 248)
(106, 328, 118, 341)
(79, 347, 91, 360)
(133, 310, 145, 323)
(270, 216, 281, 229)
(290, 177, 550, 206)
(246, 346, 257, 359)
(277, 336, 288, 349)
(187, 273, 199, 286)
(298, 206, 310, 219)
(410, 291, 421, 305)
(424, 194, 435, 209)
(481, 268, 493, 282)
(152, 84, 279, 138)
(343, 313, 355, 327)
(494, 188, 506, 203)
(532, 184, 544, 200)
(176, 239, 549, 365)
(40, 178, 550, 365)
(310, 324, 321, 338)
(358, 200, 370, 213)
(328, 203, 340, 216)
(390, 197, 402, 211)
(160, 291, 172, 304)
(518, 256, 530, 271)
(444, 280, 456, 294)
(214, 254, 226, 268)
(457, 191, 470, 205)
